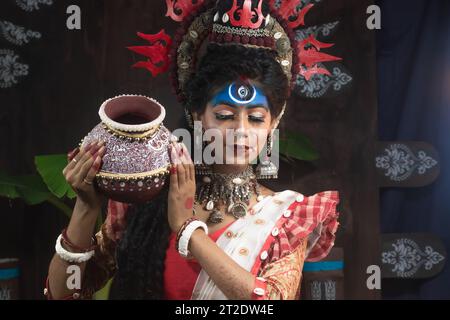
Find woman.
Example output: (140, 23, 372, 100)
(46, 0, 341, 300)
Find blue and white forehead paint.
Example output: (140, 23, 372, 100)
(210, 81, 269, 108)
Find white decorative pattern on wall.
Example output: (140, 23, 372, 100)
(382, 238, 445, 278)
(0, 0, 53, 88)
(0, 20, 41, 46)
(0, 49, 29, 88)
(15, 0, 53, 12)
(376, 144, 438, 182)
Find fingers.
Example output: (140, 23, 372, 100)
(64, 141, 95, 173)
(64, 141, 103, 173)
(84, 146, 106, 183)
(63, 141, 105, 188)
(176, 147, 186, 188)
(176, 143, 195, 183)
(169, 144, 179, 191)
(64, 143, 91, 174)
(75, 145, 105, 181)
(179, 143, 194, 181)
(67, 147, 80, 162)
(169, 142, 196, 189)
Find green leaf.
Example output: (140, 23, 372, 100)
(15, 175, 52, 205)
(35, 154, 72, 199)
(279, 154, 294, 165)
(0, 171, 20, 199)
(0, 171, 51, 205)
(279, 131, 319, 161)
(66, 187, 77, 199)
(93, 278, 113, 300)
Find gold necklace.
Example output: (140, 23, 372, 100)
(195, 166, 264, 224)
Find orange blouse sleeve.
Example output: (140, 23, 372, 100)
(80, 200, 131, 299)
(79, 222, 118, 299)
(250, 190, 340, 300)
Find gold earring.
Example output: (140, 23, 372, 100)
(255, 133, 278, 179)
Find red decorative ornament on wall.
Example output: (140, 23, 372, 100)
(127, 30, 173, 77)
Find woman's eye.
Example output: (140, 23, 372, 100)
(249, 115, 265, 123)
(215, 113, 234, 121)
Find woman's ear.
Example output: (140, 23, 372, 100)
(271, 103, 287, 130)
(270, 117, 278, 130)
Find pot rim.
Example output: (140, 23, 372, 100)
(98, 94, 166, 133)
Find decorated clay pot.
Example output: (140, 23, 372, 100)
(81, 95, 173, 203)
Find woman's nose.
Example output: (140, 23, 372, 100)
(232, 114, 250, 143)
(234, 111, 250, 131)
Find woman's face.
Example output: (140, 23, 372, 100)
(197, 79, 274, 165)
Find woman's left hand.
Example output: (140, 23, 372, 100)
(167, 142, 196, 233)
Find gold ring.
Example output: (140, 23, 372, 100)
(83, 178, 93, 185)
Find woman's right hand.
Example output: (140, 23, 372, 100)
(63, 140, 106, 210)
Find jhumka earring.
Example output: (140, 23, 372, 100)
(256, 133, 279, 179)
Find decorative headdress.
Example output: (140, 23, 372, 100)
(128, 0, 347, 123)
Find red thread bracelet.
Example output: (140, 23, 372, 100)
(175, 217, 198, 251)
(61, 228, 98, 253)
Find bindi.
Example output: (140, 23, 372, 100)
(185, 197, 194, 210)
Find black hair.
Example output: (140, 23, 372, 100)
(109, 43, 289, 300)
(109, 187, 170, 299)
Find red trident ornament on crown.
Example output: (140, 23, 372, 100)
(165, 0, 206, 22)
(226, 0, 265, 29)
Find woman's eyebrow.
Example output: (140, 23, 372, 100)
(212, 101, 237, 108)
(212, 101, 269, 110)
(246, 104, 269, 110)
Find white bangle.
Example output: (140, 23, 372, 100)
(178, 220, 208, 259)
(55, 234, 95, 263)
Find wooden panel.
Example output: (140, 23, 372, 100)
(301, 248, 344, 300)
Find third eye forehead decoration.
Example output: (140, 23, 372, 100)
(230, 82, 256, 104)
(211, 80, 269, 108)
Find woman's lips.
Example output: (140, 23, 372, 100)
(235, 145, 249, 150)
(226, 144, 254, 155)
